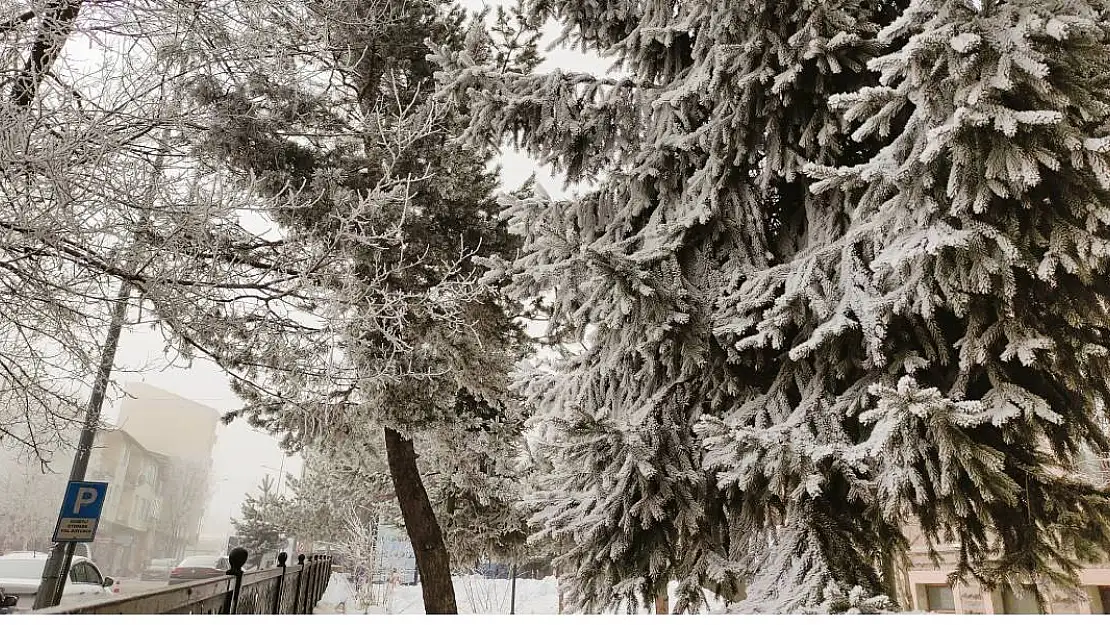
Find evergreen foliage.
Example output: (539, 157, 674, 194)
(233, 475, 288, 563)
(187, 0, 539, 597)
(283, 417, 531, 565)
(435, 0, 1110, 612)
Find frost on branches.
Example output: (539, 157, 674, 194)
(437, 0, 1110, 613)
(188, 0, 536, 612)
(285, 410, 531, 568)
(234, 475, 288, 567)
(0, 0, 375, 460)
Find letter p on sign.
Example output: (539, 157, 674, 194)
(53, 481, 108, 542)
(73, 487, 99, 515)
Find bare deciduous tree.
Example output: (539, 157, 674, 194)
(152, 456, 211, 559)
(0, 437, 73, 552)
(0, 0, 431, 462)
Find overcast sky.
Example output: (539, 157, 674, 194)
(88, 0, 605, 540)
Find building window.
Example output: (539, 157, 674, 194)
(923, 584, 956, 613)
(1098, 587, 1110, 614)
(1001, 585, 1043, 614)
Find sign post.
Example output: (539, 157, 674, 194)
(52, 481, 109, 543)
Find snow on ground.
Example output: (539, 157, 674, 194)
(318, 573, 557, 614)
(317, 573, 727, 614)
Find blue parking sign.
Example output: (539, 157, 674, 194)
(52, 481, 109, 543)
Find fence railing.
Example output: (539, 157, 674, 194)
(35, 548, 332, 615)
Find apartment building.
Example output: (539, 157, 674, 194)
(85, 383, 221, 575)
(87, 429, 166, 575)
(117, 382, 220, 462)
(899, 451, 1110, 614)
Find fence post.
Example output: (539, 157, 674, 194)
(315, 555, 326, 607)
(510, 562, 517, 615)
(302, 555, 312, 614)
(308, 555, 320, 610)
(315, 556, 326, 604)
(272, 552, 288, 614)
(222, 547, 248, 614)
(292, 554, 306, 614)
(306, 555, 315, 609)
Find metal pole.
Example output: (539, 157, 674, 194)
(292, 554, 305, 614)
(510, 562, 517, 615)
(33, 280, 131, 609)
(278, 455, 285, 497)
(31, 36, 180, 613)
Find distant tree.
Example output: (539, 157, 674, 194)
(233, 475, 287, 567)
(153, 457, 212, 559)
(280, 419, 531, 572)
(0, 442, 71, 553)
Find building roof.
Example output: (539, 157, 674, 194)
(96, 427, 168, 462)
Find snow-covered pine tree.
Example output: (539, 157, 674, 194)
(428, 390, 533, 564)
(436, 0, 898, 612)
(277, 438, 395, 549)
(437, 0, 1110, 613)
(797, 0, 1110, 592)
(233, 475, 288, 567)
(285, 407, 531, 567)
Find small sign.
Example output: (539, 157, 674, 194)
(52, 481, 109, 543)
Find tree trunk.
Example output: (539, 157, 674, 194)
(655, 592, 669, 614)
(383, 427, 457, 614)
(10, 0, 85, 107)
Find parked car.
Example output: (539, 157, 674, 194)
(140, 558, 176, 582)
(168, 555, 229, 585)
(0, 545, 89, 560)
(0, 552, 114, 612)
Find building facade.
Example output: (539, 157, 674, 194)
(87, 429, 166, 576)
(899, 536, 1110, 614)
(117, 382, 220, 462)
(118, 381, 220, 559)
(899, 452, 1110, 614)
(86, 383, 221, 575)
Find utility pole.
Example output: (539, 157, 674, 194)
(33, 62, 179, 607)
(33, 279, 131, 609)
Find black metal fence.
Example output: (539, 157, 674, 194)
(35, 548, 332, 615)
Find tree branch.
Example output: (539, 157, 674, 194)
(0, 8, 35, 34)
(9, 0, 85, 107)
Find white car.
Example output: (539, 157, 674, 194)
(0, 551, 115, 612)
